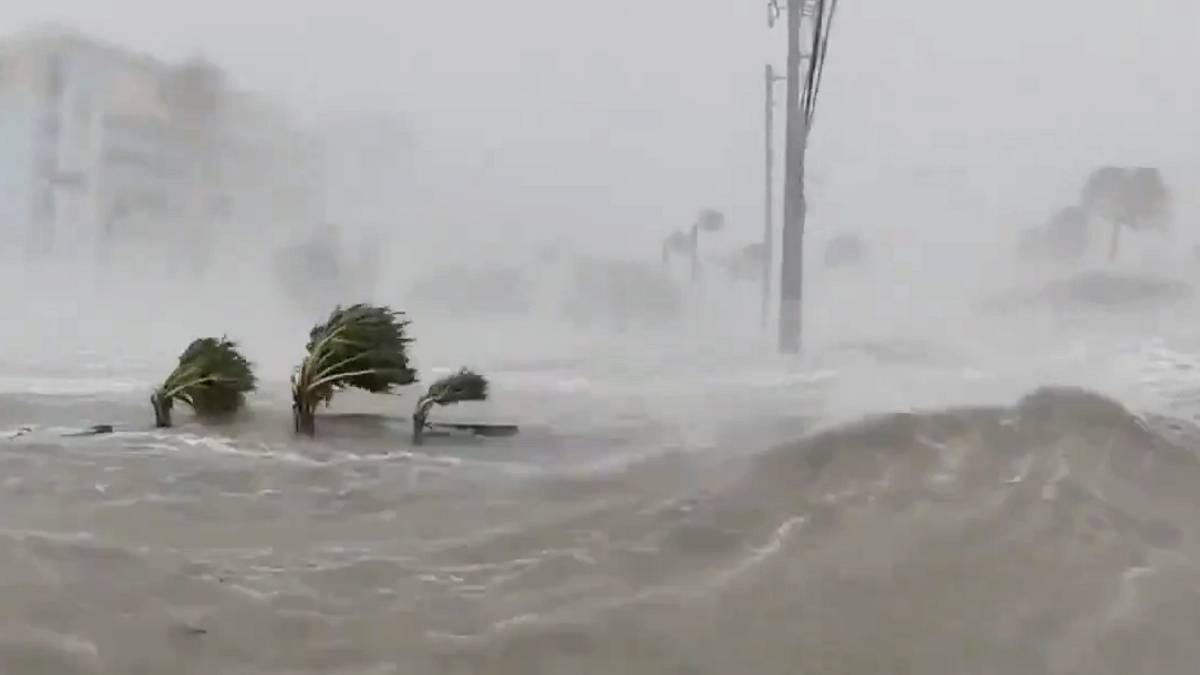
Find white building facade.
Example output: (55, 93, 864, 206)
(0, 25, 323, 265)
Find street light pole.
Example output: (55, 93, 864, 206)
(763, 64, 785, 331)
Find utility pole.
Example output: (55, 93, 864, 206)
(778, 0, 806, 353)
(763, 64, 785, 331)
(774, 0, 839, 354)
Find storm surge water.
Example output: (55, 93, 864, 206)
(4, 250, 1200, 674)
(2, 0, 1198, 669)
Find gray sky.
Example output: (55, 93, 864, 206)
(4, 0, 1197, 259)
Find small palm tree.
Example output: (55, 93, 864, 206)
(152, 337, 256, 427)
(662, 208, 726, 279)
(823, 233, 867, 268)
(1081, 166, 1170, 261)
(412, 369, 489, 444)
(661, 231, 691, 266)
(292, 304, 417, 436)
(1042, 206, 1089, 261)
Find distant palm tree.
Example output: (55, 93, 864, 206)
(1042, 205, 1089, 261)
(717, 242, 766, 282)
(662, 231, 691, 266)
(1081, 166, 1170, 261)
(661, 209, 726, 279)
(823, 233, 866, 268)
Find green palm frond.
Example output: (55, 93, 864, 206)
(412, 368, 489, 444)
(293, 304, 417, 436)
(152, 337, 256, 427)
(425, 368, 488, 406)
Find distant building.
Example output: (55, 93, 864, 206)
(315, 112, 414, 233)
(0, 24, 322, 261)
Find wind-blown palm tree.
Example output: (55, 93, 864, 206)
(662, 231, 691, 266)
(661, 208, 726, 280)
(1042, 205, 1089, 261)
(412, 369, 489, 444)
(718, 242, 767, 282)
(1081, 166, 1170, 261)
(291, 304, 416, 436)
(823, 233, 867, 268)
(152, 337, 256, 427)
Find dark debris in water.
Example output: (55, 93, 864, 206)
(3, 426, 33, 440)
(61, 424, 115, 437)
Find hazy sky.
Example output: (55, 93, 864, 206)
(4, 0, 1197, 260)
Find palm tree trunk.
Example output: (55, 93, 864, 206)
(412, 398, 434, 445)
(151, 393, 172, 428)
(293, 399, 316, 436)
